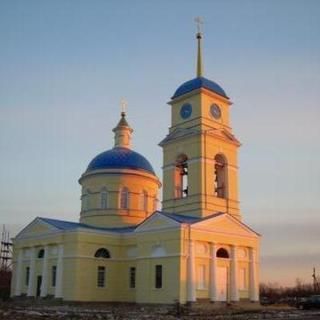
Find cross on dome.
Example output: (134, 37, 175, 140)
(120, 98, 128, 116)
(195, 16, 203, 34)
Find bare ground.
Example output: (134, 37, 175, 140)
(1, 301, 320, 320)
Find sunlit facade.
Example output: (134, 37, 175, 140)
(11, 31, 260, 304)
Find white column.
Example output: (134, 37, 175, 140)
(187, 240, 196, 302)
(55, 244, 64, 298)
(249, 248, 259, 302)
(14, 249, 24, 296)
(230, 245, 239, 301)
(209, 243, 217, 302)
(27, 247, 36, 297)
(40, 245, 49, 297)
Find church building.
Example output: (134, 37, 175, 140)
(11, 29, 260, 304)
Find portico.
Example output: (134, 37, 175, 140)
(13, 242, 64, 299)
(181, 210, 260, 304)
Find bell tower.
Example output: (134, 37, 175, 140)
(160, 25, 241, 220)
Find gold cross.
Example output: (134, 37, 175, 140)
(195, 16, 204, 33)
(120, 98, 128, 114)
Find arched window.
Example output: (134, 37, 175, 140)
(174, 154, 188, 198)
(38, 249, 45, 258)
(214, 154, 227, 198)
(101, 188, 108, 209)
(120, 187, 129, 209)
(140, 190, 148, 211)
(216, 248, 229, 258)
(94, 248, 111, 259)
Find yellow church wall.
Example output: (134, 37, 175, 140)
(61, 231, 138, 302)
(136, 257, 181, 304)
(169, 89, 232, 132)
(79, 169, 160, 228)
(238, 261, 250, 300)
(134, 228, 182, 303)
(114, 261, 137, 302)
(47, 260, 56, 296)
(200, 90, 231, 130)
(195, 257, 210, 299)
(67, 257, 115, 301)
(169, 94, 201, 131)
(179, 256, 188, 303)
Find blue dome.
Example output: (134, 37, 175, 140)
(172, 76, 228, 99)
(86, 147, 155, 175)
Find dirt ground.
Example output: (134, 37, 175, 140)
(1, 301, 320, 320)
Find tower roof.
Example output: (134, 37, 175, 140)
(114, 111, 131, 128)
(172, 20, 228, 100)
(172, 76, 228, 99)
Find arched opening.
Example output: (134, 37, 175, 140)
(216, 248, 229, 258)
(101, 188, 108, 209)
(174, 154, 188, 198)
(38, 249, 45, 258)
(94, 248, 111, 259)
(214, 154, 227, 198)
(120, 187, 130, 209)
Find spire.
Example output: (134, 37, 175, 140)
(195, 17, 204, 77)
(112, 99, 133, 149)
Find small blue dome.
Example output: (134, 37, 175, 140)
(86, 147, 155, 175)
(172, 76, 228, 99)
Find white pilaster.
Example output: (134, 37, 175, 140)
(55, 244, 64, 298)
(40, 245, 49, 297)
(187, 240, 196, 302)
(27, 247, 36, 297)
(209, 243, 217, 302)
(230, 245, 239, 301)
(249, 248, 259, 302)
(14, 249, 23, 296)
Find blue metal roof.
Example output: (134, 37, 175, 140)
(159, 212, 202, 224)
(86, 147, 155, 175)
(172, 76, 228, 99)
(40, 217, 136, 233)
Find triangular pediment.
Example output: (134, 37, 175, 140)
(193, 213, 259, 239)
(159, 127, 200, 146)
(135, 212, 181, 233)
(15, 217, 59, 240)
(207, 128, 241, 145)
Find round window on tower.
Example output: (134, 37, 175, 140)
(180, 103, 193, 119)
(210, 104, 221, 120)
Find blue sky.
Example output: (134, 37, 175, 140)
(1, 0, 320, 286)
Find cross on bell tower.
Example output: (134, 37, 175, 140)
(195, 16, 204, 77)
